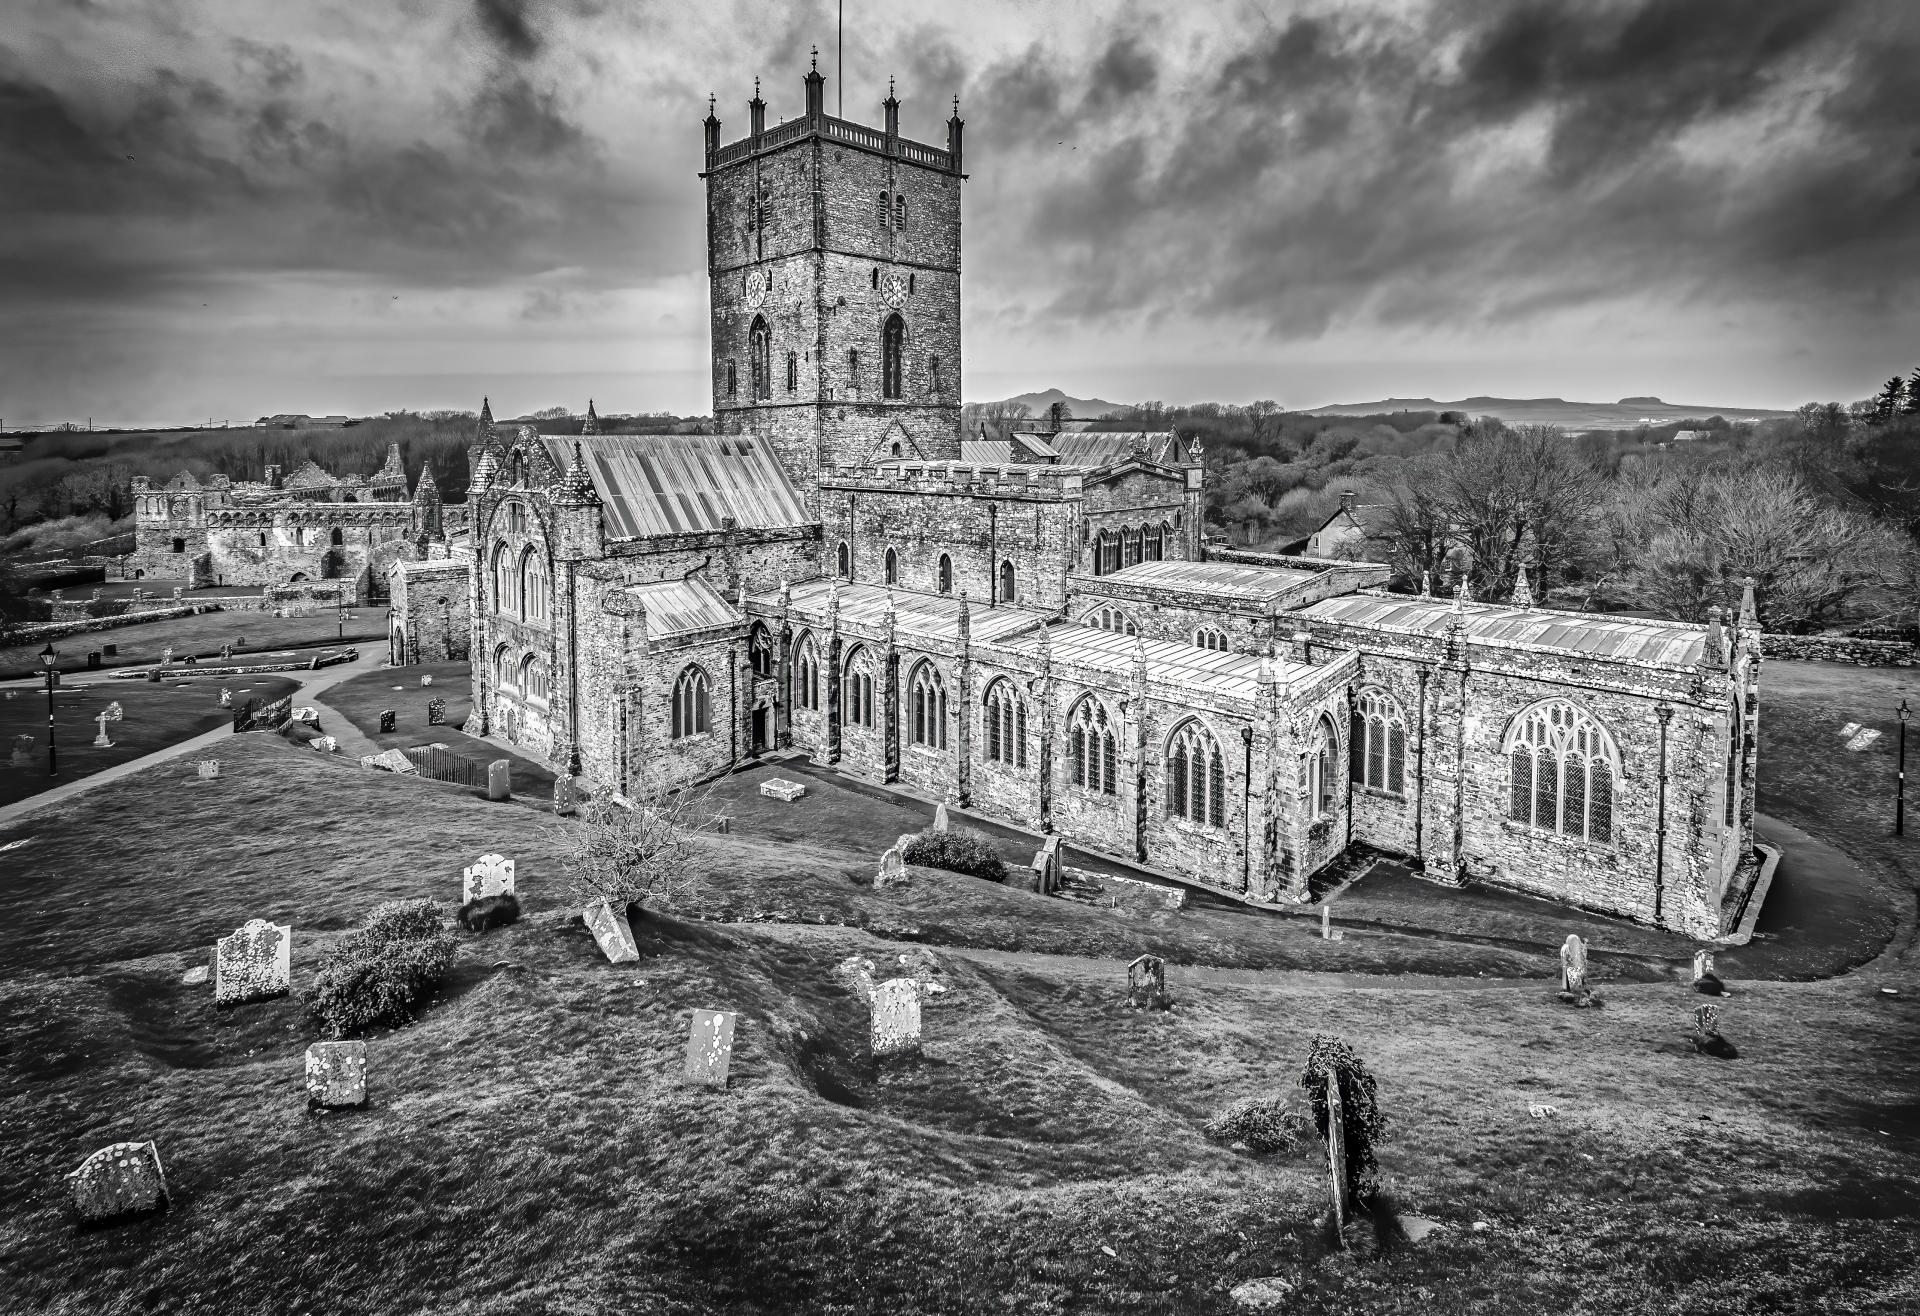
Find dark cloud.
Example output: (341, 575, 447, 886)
(474, 0, 543, 59)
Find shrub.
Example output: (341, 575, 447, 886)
(1299, 1035, 1387, 1202)
(304, 899, 458, 1038)
(457, 892, 521, 933)
(1203, 1095, 1304, 1154)
(901, 828, 1007, 883)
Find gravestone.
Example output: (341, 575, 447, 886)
(220, 644, 231, 660)
(462, 853, 516, 904)
(184, 654, 198, 666)
(1692, 949, 1727, 995)
(311, 735, 338, 754)
(758, 777, 805, 801)
(421, 674, 433, 687)
(214, 919, 290, 1005)
(67, 1141, 168, 1224)
(219, 689, 232, 708)
(1033, 836, 1064, 894)
(427, 697, 447, 726)
(146, 669, 161, 683)
(366, 748, 416, 774)
(684, 1009, 738, 1087)
(834, 955, 879, 1002)
(160, 647, 171, 665)
(11, 735, 34, 769)
(1127, 954, 1171, 1011)
(1560, 935, 1588, 994)
(92, 712, 113, 748)
(583, 899, 638, 963)
(1690, 1002, 1740, 1058)
(86, 650, 100, 670)
(487, 759, 511, 801)
(1321, 904, 1331, 939)
(932, 803, 950, 833)
(292, 707, 320, 725)
(870, 977, 923, 1059)
(1692, 950, 1713, 982)
(196, 760, 220, 779)
(305, 1041, 368, 1109)
(553, 775, 577, 816)
(875, 843, 908, 888)
(378, 710, 396, 733)
(1325, 1073, 1351, 1244)
(104, 643, 117, 656)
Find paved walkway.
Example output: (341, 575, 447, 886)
(0, 647, 391, 829)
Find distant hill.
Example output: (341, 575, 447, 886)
(973, 387, 1129, 419)
(1303, 395, 1793, 430)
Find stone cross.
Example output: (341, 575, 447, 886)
(462, 854, 516, 904)
(1560, 934, 1588, 993)
(932, 803, 950, 833)
(583, 898, 638, 963)
(684, 1009, 738, 1087)
(213, 919, 291, 1006)
(1325, 1073, 1350, 1244)
(67, 1141, 168, 1224)
(1127, 954, 1170, 1011)
(870, 977, 923, 1059)
(92, 712, 113, 748)
(875, 843, 907, 888)
(1692, 949, 1714, 983)
(305, 1041, 368, 1109)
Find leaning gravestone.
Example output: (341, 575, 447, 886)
(462, 853, 516, 904)
(1127, 953, 1171, 1011)
(305, 1041, 368, 1109)
(68, 1141, 168, 1224)
(684, 1009, 738, 1088)
(427, 697, 447, 727)
(870, 978, 923, 1059)
(583, 899, 638, 963)
(875, 843, 908, 888)
(310, 735, 339, 754)
(378, 710, 396, 733)
(487, 759, 512, 801)
(932, 803, 950, 833)
(214, 919, 291, 1006)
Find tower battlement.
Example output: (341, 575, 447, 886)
(818, 462, 1086, 501)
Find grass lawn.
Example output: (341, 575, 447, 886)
(320, 660, 558, 796)
(0, 608, 386, 680)
(0, 734, 1916, 1313)
(0, 674, 298, 808)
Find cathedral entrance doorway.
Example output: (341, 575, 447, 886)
(750, 705, 769, 754)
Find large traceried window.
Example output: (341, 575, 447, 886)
(908, 661, 947, 750)
(984, 678, 1028, 768)
(672, 666, 711, 740)
(520, 654, 549, 704)
(1094, 531, 1122, 576)
(1166, 720, 1226, 828)
(749, 624, 775, 678)
(845, 647, 875, 728)
(1194, 626, 1229, 652)
(1068, 697, 1118, 796)
(519, 547, 549, 626)
(794, 635, 821, 711)
(1505, 700, 1619, 844)
(1123, 527, 1144, 569)
(1146, 523, 1166, 561)
(491, 544, 517, 616)
(1350, 689, 1407, 795)
(882, 314, 905, 400)
(492, 644, 513, 691)
(749, 316, 771, 401)
(1088, 605, 1137, 635)
(1307, 714, 1339, 817)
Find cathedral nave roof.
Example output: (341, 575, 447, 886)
(760, 580, 1046, 646)
(538, 434, 808, 539)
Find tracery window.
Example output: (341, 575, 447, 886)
(505, 502, 527, 535)
(672, 666, 711, 740)
(795, 634, 820, 711)
(1146, 523, 1165, 561)
(1068, 697, 1118, 796)
(1504, 700, 1619, 844)
(520, 654, 549, 704)
(749, 625, 775, 678)
(492, 643, 513, 691)
(491, 543, 517, 616)
(1193, 627, 1229, 652)
(1089, 605, 1137, 636)
(1349, 689, 1407, 795)
(882, 314, 904, 400)
(749, 316, 771, 401)
(984, 678, 1028, 768)
(844, 647, 876, 728)
(1307, 714, 1339, 817)
(908, 661, 947, 749)
(1123, 527, 1143, 569)
(1166, 719, 1226, 827)
(519, 547, 549, 626)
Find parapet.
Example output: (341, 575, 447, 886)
(818, 461, 1084, 500)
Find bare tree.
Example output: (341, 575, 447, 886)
(962, 400, 1032, 442)
(551, 772, 719, 912)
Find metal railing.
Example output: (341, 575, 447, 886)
(402, 744, 489, 788)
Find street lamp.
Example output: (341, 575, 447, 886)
(39, 643, 57, 777)
(1898, 699, 1910, 837)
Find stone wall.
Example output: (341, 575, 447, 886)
(1761, 633, 1918, 666)
(388, 561, 473, 665)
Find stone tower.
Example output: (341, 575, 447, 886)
(702, 59, 966, 507)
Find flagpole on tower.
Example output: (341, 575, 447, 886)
(837, 0, 843, 117)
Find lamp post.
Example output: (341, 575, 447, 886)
(1898, 699, 1910, 837)
(337, 583, 347, 642)
(39, 643, 57, 777)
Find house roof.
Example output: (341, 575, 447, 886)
(763, 580, 1045, 646)
(536, 434, 807, 539)
(1302, 593, 1708, 668)
(611, 577, 739, 639)
(1094, 559, 1321, 602)
(1028, 431, 1181, 468)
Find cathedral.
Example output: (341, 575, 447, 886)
(401, 64, 1762, 941)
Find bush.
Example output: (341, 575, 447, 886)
(457, 892, 520, 933)
(304, 899, 458, 1038)
(901, 828, 1007, 883)
(1203, 1095, 1305, 1154)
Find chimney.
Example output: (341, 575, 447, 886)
(1340, 489, 1356, 515)
(749, 78, 765, 138)
(947, 96, 964, 171)
(804, 48, 825, 120)
(1048, 400, 1063, 433)
(702, 94, 720, 163)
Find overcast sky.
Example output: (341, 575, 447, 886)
(4, 0, 1918, 427)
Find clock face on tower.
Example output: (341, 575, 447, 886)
(880, 272, 908, 308)
(744, 275, 769, 311)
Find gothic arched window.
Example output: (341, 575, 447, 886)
(1167, 719, 1226, 827)
(1350, 689, 1406, 795)
(1193, 626, 1229, 652)
(938, 553, 953, 594)
(908, 662, 947, 749)
(1146, 523, 1165, 561)
(519, 547, 549, 626)
(882, 314, 904, 400)
(998, 559, 1015, 604)
(894, 193, 906, 229)
(1505, 700, 1620, 843)
(844, 646, 875, 728)
(837, 541, 851, 578)
(1308, 714, 1339, 817)
(1090, 605, 1137, 636)
(786, 350, 798, 393)
(885, 547, 899, 585)
(330, 527, 343, 546)
(491, 543, 516, 616)
(520, 654, 549, 704)
(492, 643, 513, 690)
(794, 634, 820, 711)
(984, 678, 1028, 768)
(749, 623, 774, 677)
(749, 316, 771, 401)
(1068, 697, 1118, 796)
(876, 191, 889, 230)
(1124, 527, 1143, 569)
(672, 666, 711, 740)
(726, 359, 737, 400)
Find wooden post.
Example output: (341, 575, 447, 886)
(1326, 1073, 1349, 1243)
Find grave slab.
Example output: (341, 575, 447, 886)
(68, 1141, 168, 1224)
(214, 919, 290, 1006)
(684, 1009, 738, 1088)
(583, 899, 638, 963)
(305, 1041, 368, 1109)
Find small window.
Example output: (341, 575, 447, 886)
(877, 191, 889, 229)
(847, 348, 860, 386)
(786, 350, 798, 393)
(726, 360, 737, 400)
(330, 527, 343, 546)
(998, 559, 1015, 603)
(908, 273, 915, 294)
(885, 547, 899, 585)
(894, 194, 906, 229)
(930, 356, 942, 395)
(837, 541, 851, 577)
(171, 537, 185, 553)
(1194, 627, 1228, 652)
(872, 268, 879, 289)
(258, 533, 267, 547)
(938, 554, 953, 594)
